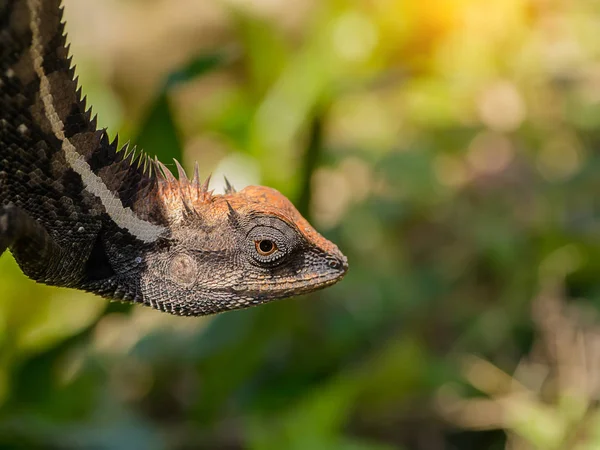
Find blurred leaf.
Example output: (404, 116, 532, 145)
(247, 376, 358, 450)
(165, 50, 236, 91)
(134, 49, 235, 164)
(133, 89, 181, 165)
(234, 13, 290, 96)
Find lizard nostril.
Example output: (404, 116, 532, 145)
(328, 257, 348, 272)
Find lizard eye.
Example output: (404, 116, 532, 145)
(255, 239, 277, 256)
(246, 222, 296, 265)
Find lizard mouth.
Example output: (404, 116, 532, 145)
(241, 258, 348, 300)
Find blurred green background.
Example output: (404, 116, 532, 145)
(3, 0, 600, 448)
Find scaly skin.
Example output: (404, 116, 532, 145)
(0, 0, 347, 316)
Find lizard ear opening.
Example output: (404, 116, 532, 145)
(169, 254, 198, 286)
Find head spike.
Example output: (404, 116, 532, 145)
(192, 161, 201, 189)
(173, 159, 188, 183)
(223, 176, 236, 194)
(201, 173, 212, 194)
(155, 159, 176, 183)
(226, 200, 241, 228)
(180, 191, 196, 217)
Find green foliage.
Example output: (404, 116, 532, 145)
(135, 50, 234, 163)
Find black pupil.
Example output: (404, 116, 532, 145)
(259, 240, 274, 253)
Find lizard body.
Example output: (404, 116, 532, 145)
(0, 0, 347, 316)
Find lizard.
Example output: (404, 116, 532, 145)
(0, 0, 347, 316)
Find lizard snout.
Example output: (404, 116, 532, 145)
(327, 254, 349, 274)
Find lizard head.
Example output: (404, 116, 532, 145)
(140, 181, 348, 316)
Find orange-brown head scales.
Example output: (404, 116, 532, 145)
(139, 171, 347, 316)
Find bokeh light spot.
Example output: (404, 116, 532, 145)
(332, 11, 379, 63)
(477, 81, 526, 132)
(467, 132, 514, 175)
(536, 137, 584, 181)
(433, 154, 471, 189)
(312, 167, 352, 229)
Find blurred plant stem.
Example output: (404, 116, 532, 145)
(297, 104, 328, 219)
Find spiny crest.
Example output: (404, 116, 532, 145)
(56, 4, 224, 218)
(63, 20, 99, 137)
(224, 176, 236, 195)
(226, 200, 241, 227)
(111, 135, 155, 177)
(153, 159, 230, 220)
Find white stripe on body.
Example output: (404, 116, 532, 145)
(26, 0, 165, 243)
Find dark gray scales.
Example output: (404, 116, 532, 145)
(0, 0, 151, 289)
